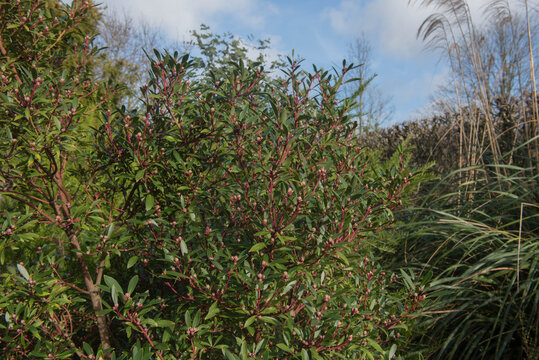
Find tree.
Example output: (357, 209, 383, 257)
(94, 13, 283, 108)
(0, 0, 117, 356)
(344, 34, 393, 133)
(94, 7, 184, 108)
(1, 1, 424, 358)
(185, 24, 285, 84)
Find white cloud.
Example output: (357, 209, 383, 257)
(324, 0, 434, 59)
(324, 0, 539, 60)
(100, 0, 278, 40)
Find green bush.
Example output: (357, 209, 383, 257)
(1, 1, 424, 358)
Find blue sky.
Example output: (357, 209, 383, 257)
(98, 0, 537, 125)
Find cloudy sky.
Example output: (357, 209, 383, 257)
(97, 0, 538, 125)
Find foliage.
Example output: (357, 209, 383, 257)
(0, 0, 424, 359)
(91, 51, 423, 359)
(0, 0, 117, 357)
(371, 3, 539, 359)
(358, 115, 456, 177)
(0, 0, 121, 355)
(393, 148, 538, 359)
(94, 15, 283, 109)
(187, 24, 284, 80)
(358, 93, 538, 179)
(94, 7, 182, 108)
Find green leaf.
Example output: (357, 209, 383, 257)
(128, 275, 139, 294)
(223, 348, 237, 360)
(205, 301, 220, 320)
(400, 269, 414, 290)
(276, 343, 292, 353)
(107, 223, 115, 238)
(111, 285, 118, 305)
(143, 318, 158, 327)
(336, 251, 349, 265)
(388, 344, 397, 359)
(162, 329, 171, 343)
(53, 116, 61, 131)
(301, 349, 309, 360)
(362, 348, 374, 360)
(310, 348, 323, 360)
(249, 242, 266, 253)
(29, 350, 47, 358)
(180, 240, 188, 255)
(104, 275, 124, 295)
(244, 315, 256, 328)
(240, 339, 248, 360)
(83, 342, 93, 355)
(15, 232, 38, 241)
(280, 109, 289, 124)
(276, 234, 296, 243)
(260, 316, 278, 325)
(193, 310, 201, 327)
(366, 338, 384, 353)
(420, 270, 433, 288)
(255, 339, 266, 353)
(145, 195, 155, 211)
(28, 325, 41, 340)
(281, 281, 296, 295)
(4, 126, 12, 141)
(97, 309, 113, 316)
(127, 256, 138, 269)
(156, 319, 175, 328)
(135, 170, 145, 182)
(254, 229, 269, 237)
(17, 264, 30, 281)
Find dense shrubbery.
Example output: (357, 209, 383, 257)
(0, 1, 424, 359)
(358, 94, 538, 178)
(3, 1, 536, 359)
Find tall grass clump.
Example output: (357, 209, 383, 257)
(396, 147, 538, 359)
(392, 1, 539, 359)
(411, 0, 538, 176)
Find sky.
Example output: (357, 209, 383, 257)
(97, 0, 538, 125)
